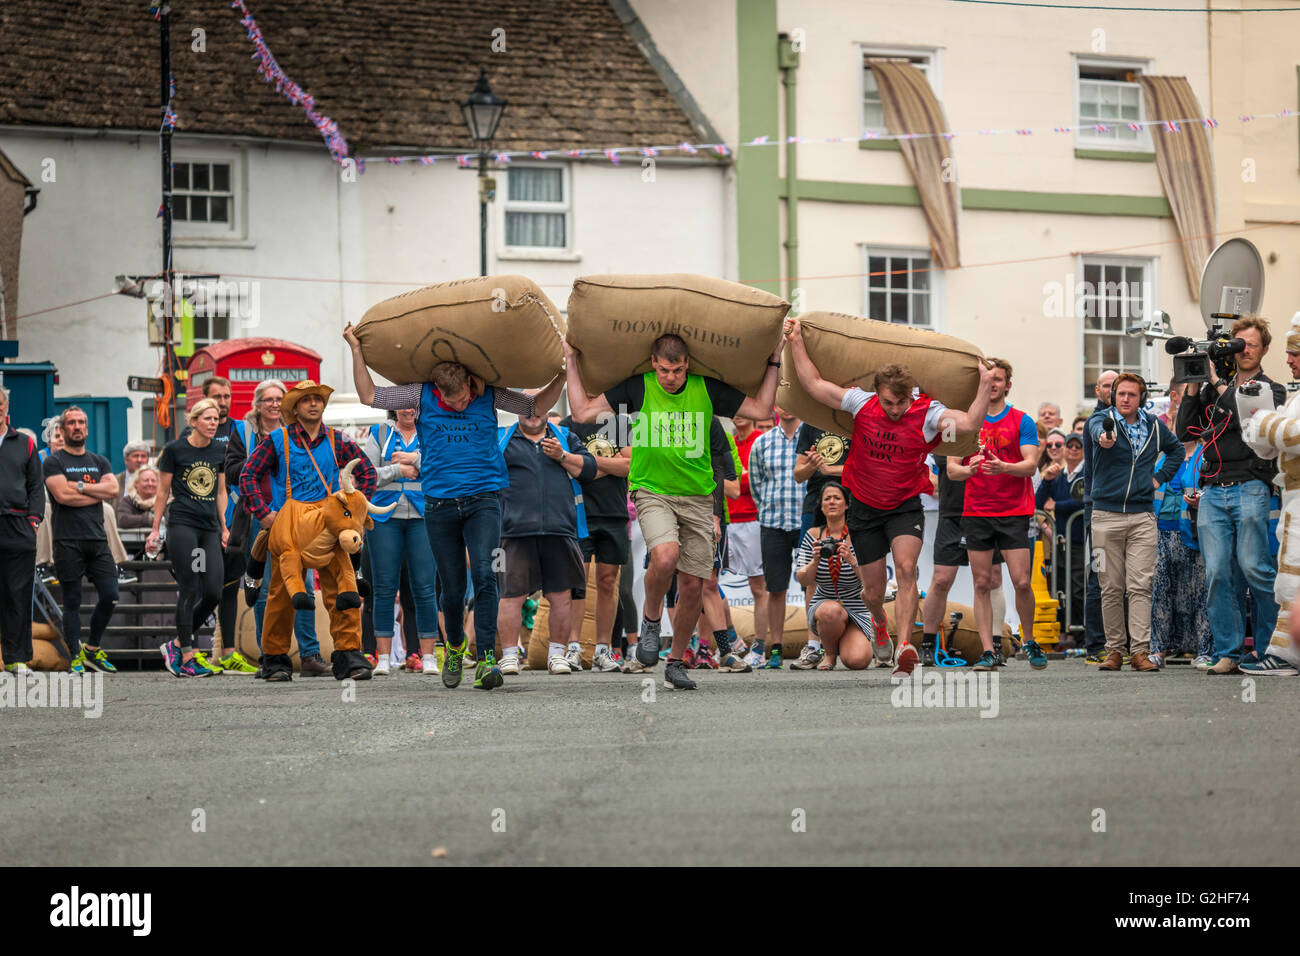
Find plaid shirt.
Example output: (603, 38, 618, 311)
(748, 425, 805, 531)
(240, 423, 376, 521)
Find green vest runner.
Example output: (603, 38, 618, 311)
(628, 372, 715, 497)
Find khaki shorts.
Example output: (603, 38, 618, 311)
(632, 489, 716, 580)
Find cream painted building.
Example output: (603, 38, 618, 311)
(633, 0, 1300, 413)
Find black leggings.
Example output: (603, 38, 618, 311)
(61, 575, 118, 656)
(167, 524, 224, 652)
(217, 547, 245, 652)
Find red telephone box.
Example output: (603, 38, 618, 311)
(186, 338, 322, 421)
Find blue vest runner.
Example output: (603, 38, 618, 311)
(368, 422, 425, 522)
(269, 426, 339, 510)
(497, 421, 588, 539)
(417, 383, 507, 499)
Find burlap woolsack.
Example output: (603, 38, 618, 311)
(778, 311, 986, 456)
(353, 275, 565, 388)
(884, 601, 1014, 659)
(728, 604, 810, 658)
(524, 562, 601, 669)
(566, 274, 789, 397)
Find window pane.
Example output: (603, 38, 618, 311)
(506, 211, 565, 247)
(1084, 263, 1101, 287)
(172, 163, 189, 190)
(173, 196, 188, 221)
(890, 292, 909, 322)
(190, 196, 208, 221)
(1104, 265, 1122, 289)
(212, 314, 229, 340)
(508, 167, 563, 203)
(913, 296, 930, 327)
(862, 101, 885, 131)
(869, 291, 887, 318)
(1102, 337, 1120, 365)
(192, 164, 210, 191)
(912, 265, 930, 290)
(210, 196, 228, 223)
(868, 257, 887, 285)
(1122, 337, 1141, 365)
(213, 164, 231, 192)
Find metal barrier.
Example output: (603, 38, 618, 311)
(1062, 509, 1087, 635)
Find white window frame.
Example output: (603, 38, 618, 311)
(1074, 55, 1154, 152)
(860, 245, 945, 332)
(498, 162, 576, 260)
(1076, 254, 1158, 402)
(170, 151, 243, 239)
(858, 44, 941, 136)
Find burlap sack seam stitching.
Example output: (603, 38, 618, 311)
(572, 282, 789, 310)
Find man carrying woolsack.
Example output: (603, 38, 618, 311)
(565, 332, 783, 691)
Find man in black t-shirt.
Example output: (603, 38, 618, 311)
(42, 406, 120, 674)
(793, 424, 849, 536)
(560, 413, 632, 673)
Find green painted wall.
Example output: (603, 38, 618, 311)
(736, 0, 781, 294)
(779, 179, 1172, 218)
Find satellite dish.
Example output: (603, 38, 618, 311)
(1198, 238, 1265, 331)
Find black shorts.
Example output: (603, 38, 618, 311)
(578, 518, 631, 567)
(53, 538, 117, 585)
(759, 526, 802, 592)
(933, 515, 1003, 567)
(961, 515, 1030, 554)
(845, 492, 925, 565)
(499, 535, 585, 599)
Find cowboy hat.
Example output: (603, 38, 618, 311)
(281, 380, 334, 425)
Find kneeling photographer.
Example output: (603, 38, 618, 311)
(1175, 315, 1285, 673)
(794, 483, 875, 671)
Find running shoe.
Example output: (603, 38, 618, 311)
(718, 651, 752, 673)
(83, 647, 118, 674)
(443, 643, 465, 688)
(760, 647, 782, 669)
(564, 646, 584, 673)
(992, 645, 1007, 668)
(1207, 657, 1240, 675)
(4, 662, 37, 679)
(872, 621, 894, 663)
(1121, 651, 1133, 666)
(499, 654, 521, 676)
(662, 659, 697, 690)
(1084, 650, 1109, 665)
(694, 646, 719, 670)
(636, 619, 661, 667)
(742, 648, 764, 670)
(435, 644, 446, 671)
(1147, 652, 1165, 670)
(193, 650, 223, 674)
(68, 649, 88, 674)
(892, 643, 919, 680)
(372, 656, 391, 676)
(682, 645, 697, 669)
(591, 648, 622, 673)
(116, 566, 138, 586)
(790, 644, 824, 670)
(38, 564, 57, 586)
(218, 650, 257, 673)
(1192, 654, 1215, 671)
(363, 653, 378, 669)
(405, 653, 423, 673)
(620, 657, 653, 674)
(920, 643, 936, 667)
(180, 656, 215, 678)
(547, 656, 572, 675)
(158, 641, 182, 677)
(1240, 654, 1299, 676)
(421, 652, 440, 676)
(1024, 640, 1047, 670)
(474, 652, 504, 690)
(971, 650, 999, 671)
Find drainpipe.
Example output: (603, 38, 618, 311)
(778, 35, 800, 309)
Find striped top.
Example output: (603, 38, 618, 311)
(796, 526, 864, 604)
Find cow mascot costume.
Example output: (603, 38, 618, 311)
(239, 380, 392, 682)
(1240, 314, 1300, 676)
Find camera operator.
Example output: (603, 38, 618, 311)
(1089, 374, 1184, 671)
(1176, 315, 1285, 674)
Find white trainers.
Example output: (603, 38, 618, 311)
(742, 649, 764, 669)
(547, 656, 572, 675)
(421, 653, 440, 676)
(500, 654, 521, 676)
(591, 649, 621, 672)
(790, 644, 825, 670)
(564, 646, 584, 672)
(372, 657, 391, 676)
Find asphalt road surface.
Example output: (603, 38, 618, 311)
(5, 660, 1296, 866)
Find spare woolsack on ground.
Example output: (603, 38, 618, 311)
(778, 311, 986, 456)
(729, 604, 810, 658)
(352, 275, 565, 388)
(884, 601, 1015, 660)
(566, 274, 789, 396)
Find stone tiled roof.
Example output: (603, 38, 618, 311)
(0, 1, 706, 156)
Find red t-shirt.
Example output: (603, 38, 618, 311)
(841, 389, 945, 510)
(730, 429, 760, 523)
(961, 406, 1037, 517)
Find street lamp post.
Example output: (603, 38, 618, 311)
(460, 69, 507, 277)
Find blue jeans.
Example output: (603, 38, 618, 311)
(1198, 482, 1278, 663)
(368, 517, 440, 640)
(424, 492, 501, 651)
(249, 544, 319, 657)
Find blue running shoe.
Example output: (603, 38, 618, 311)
(1024, 640, 1048, 670)
(971, 650, 999, 671)
(159, 641, 183, 677)
(474, 652, 503, 690)
(179, 657, 214, 678)
(760, 647, 782, 669)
